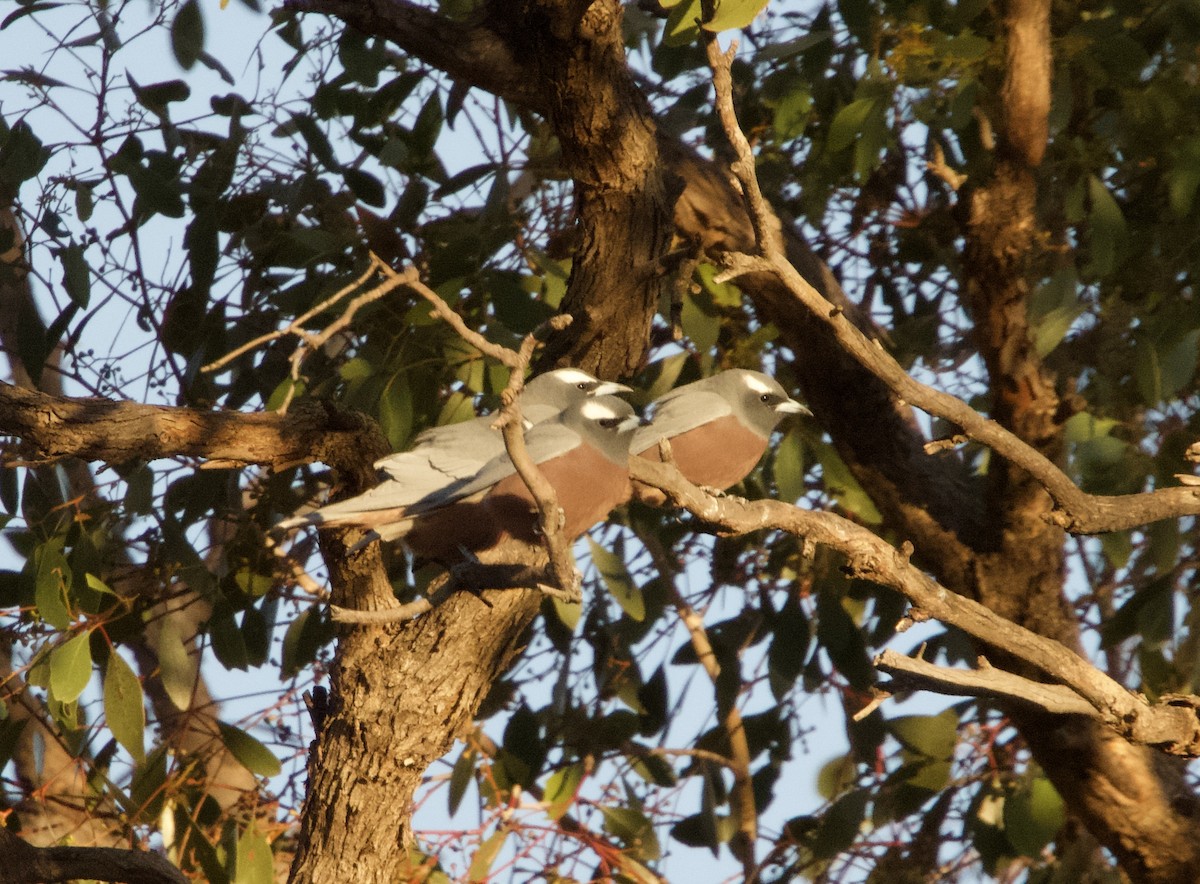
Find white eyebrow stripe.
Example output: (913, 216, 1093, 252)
(549, 368, 596, 385)
(580, 399, 621, 419)
(743, 374, 773, 394)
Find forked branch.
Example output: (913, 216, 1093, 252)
(630, 456, 1200, 756)
(701, 34, 1200, 535)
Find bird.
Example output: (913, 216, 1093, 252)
(280, 396, 643, 564)
(372, 368, 633, 493)
(631, 369, 809, 499)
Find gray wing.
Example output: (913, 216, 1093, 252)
(274, 478, 437, 532)
(275, 424, 580, 533)
(422, 423, 584, 504)
(379, 404, 556, 482)
(377, 415, 504, 482)
(632, 389, 732, 453)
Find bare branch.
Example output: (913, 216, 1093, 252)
(203, 256, 407, 413)
(0, 382, 383, 472)
(701, 37, 1200, 536)
(875, 651, 1100, 717)
(629, 456, 1200, 757)
(673, 586, 757, 868)
(329, 562, 556, 624)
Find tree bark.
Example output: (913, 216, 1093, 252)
(289, 2, 674, 878)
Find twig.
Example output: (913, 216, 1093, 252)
(371, 261, 582, 599)
(675, 586, 757, 860)
(874, 651, 1099, 717)
(701, 28, 1200, 536)
(203, 256, 408, 413)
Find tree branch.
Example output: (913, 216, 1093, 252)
(630, 457, 1200, 757)
(0, 828, 186, 884)
(701, 40, 1200, 536)
(0, 381, 384, 473)
(875, 651, 1100, 718)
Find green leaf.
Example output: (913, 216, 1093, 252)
(664, 0, 703, 46)
(448, 747, 475, 816)
(34, 541, 72, 630)
(342, 167, 386, 208)
(601, 805, 659, 858)
(58, 243, 91, 309)
(771, 427, 806, 502)
(233, 827, 274, 884)
(812, 788, 868, 858)
(889, 708, 958, 760)
(811, 441, 881, 523)
(49, 631, 92, 703)
(1004, 776, 1065, 857)
(209, 606, 249, 672)
(280, 607, 333, 679)
(681, 292, 719, 356)
(157, 619, 196, 710)
(217, 722, 281, 777)
(170, 0, 205, 70)
(128, 75, 191, 117)
(123, 464, 154, 515)
(702, 0, 770, 32)
(104, 651, 145, 763)
(1032, 304, 1082, 357)
(903, 757, 952, 792)
(0, 120, 50, 190)
(288, 114, 339, 172)
(1085, 175, 1126, 277)
(544, 762, 584, 821)
(234, 568, 273, 599)
(1168, 167, 1200, 219)
(827, 97, 877, 154)
(1138, 331, 1200, 404)
(816, 753, 856, 799)
(85, 573, 117, 596)
(378, 385, 414, 450)
(467, 829, 508, 882)
(549, 594, 581, 631)
(588, 537, 644, 621)
(2, 3, 65, 31)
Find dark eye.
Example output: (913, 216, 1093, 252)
(760, 393, 772, 403)
(600, 417, 620, 428)
(577, 382, 590, 391)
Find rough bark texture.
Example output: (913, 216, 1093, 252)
(0, 381, 382, 471)
(287, 535, 546, 881)
(275, 1, 1200, 879)
(287, 3, 674, 879)
(489, 0, 678, 378)
(5, 0, 1198, 879)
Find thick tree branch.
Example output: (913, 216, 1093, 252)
(630, 458, 1200, 757)
(0, 828, 186, 884)
(284, 0, 541, 110)
(700, 38, 1199, 538)
(0, 381, 384, 474)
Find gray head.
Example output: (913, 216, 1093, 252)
(523, 368, 633, 413)
(558, 395, 643, 463)
(703, 369, 809, 438)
